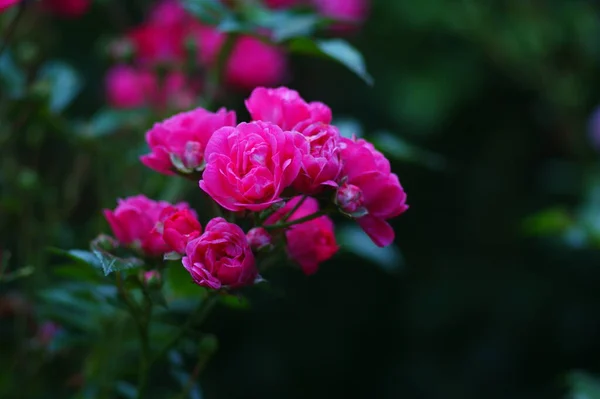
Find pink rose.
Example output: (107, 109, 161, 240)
(339, 137, 408, 247)
(292, 121, 342, 194)
(162, 209, 202, 254)
(312, 0, 368, 32)
(200, 121, 308, 212)
(0, 0, 19, 13)
(141, 106, 236, 175)
(225, 36, 287, 90)
(192, 24, 226, 65)
(266, 196, 338, 275)
(148, 0, 190, 27)
(245, 86, 331, 131)
(148, 72, 199, 111)
(105, 65, 153, 109)
(43, 0, 90, 17)
(182, 217, 257, 289)
(128, 23, 186, 66)
(103, 195, 192, 256)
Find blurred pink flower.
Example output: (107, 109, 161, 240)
(128, 23, 186, 66)
(312, 0, 368, 32)
(191, 23, 226, 65)
(148, 0, 190, 27)
(105, 65, 153, 109)
(225, 36, 287, 90)
(148, 72, 199, 110)
(43, 0, 90, 17)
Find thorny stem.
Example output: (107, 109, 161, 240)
(281, 195, 308, 223)
(264, 210, 328, 231)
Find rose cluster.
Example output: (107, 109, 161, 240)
(104, 86, 407, 290)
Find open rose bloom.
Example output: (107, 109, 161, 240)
(141, 107, 237, 175)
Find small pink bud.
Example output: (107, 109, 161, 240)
(183, 141, 203, 170)
(246, 227, 272, 251)
(335, 183, 367, 217)
(143, 270, 162, 287)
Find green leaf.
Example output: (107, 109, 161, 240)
(47, 247, 103, 270)
(89, 237, 144, 276)
(91, 249, 144, 276)
(522, 207, 572, 236)
(289, 38, 373, 85)
(114, 381, 137, 399)
(568, 371, 600, 399)
(164, 251, 182, 261)
(337, 224, 404, 272)
(181, 0, 230, 24)
(148, 286, 169, 308)
(37, 61, 82, 113)
(245, 8, 324, 42)
(272, 13, 323, 42)
(164, 263, 205, 299)
(370, 131, 448, 171)
(82, 108, 140, 138)
(53, 263, 102, 282)
(0, 51, 26, 99)
(219, 293, 250, 309)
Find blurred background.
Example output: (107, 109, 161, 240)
(3, 0, 600, 398)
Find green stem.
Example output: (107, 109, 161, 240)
(172, 335, 218, 399)
(137, 281, 153, 399)
(115, 272, 151, 399)
(264, 210, 327, 231)
(204, 33, 239, 109)
(281, 195, 308, 223)
(150, 293, 219, 367)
